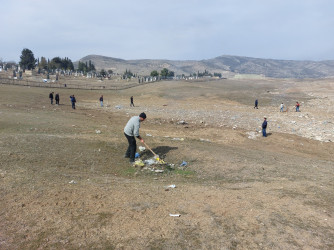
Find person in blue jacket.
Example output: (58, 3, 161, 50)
(262, 117, 267, 137)
(70, 95, 76, 109)
(254, 99, 258, 109)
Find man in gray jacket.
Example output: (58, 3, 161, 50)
(124, 113, 146, 163)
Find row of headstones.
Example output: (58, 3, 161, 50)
(0, 64, 18, 71)
(11, 70, 60, 81)
(75, 72, 103, 78)
(138, 76, 159, 83)
(12, 71, 22, 78)
(38, 69, 74, 76)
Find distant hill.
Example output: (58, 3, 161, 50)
(76, 55, 334, 79)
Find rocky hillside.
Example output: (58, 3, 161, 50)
(76, 55, 334, 79)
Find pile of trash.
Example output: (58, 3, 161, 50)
(132, 146, 187, 173)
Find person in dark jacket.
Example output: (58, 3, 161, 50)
(70, 95, 76, 109)
(254, 99, 258, 109)
(130, 96, 134, 107)
(262, 117, 267, 137)
(55, 93, 60, 105)
(99, 95, 103, 107)
(124, 112, 146, 163)
(49, 92, 54, 105)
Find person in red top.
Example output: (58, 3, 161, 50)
(295, 102, 300, 112)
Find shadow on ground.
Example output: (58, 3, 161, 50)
(151, 146, 178, 158)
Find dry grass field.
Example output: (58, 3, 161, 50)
(0, 76, 333, 249)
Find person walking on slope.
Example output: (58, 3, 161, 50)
(254, 99, 258, 109)
(70, 95, 76, 109)
(262, 117, 267, 137)
(100, 95, 103, 107)
(55, 93, 60, 105)
(130, 96, 135, 107)
(280, 103, 284, 112)
(49, 92, 54, 105)
(295, 101, 300, 112)
(124, 112, 146, 164)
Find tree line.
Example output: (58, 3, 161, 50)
(18, 48, 95, 72)
(150, 69, 222, 78)
(16, 48, 222, 79)
(150, 68, 175, 78)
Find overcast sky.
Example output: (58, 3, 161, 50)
(1, 0, 334, 62)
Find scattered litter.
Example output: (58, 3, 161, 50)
(200, 138, 211, 142)
(180, 161, 188, 167)
(159, 159, 166, 164)
(69, 180, 77, 184)
(135, 152, 140, 158)
(177, 120, 188, 125)
(172, 137, 184, 141)
(115, 105, 122, 109)
(144, 158, 157, 165)
(168, 163, 175, 169)
(169, 214, 181, 217)
(167, 184, 176, 188)
(138, 146, 146, 152)
(134, 159, 145, 167)
(131, 155, 185, 174)
(246, 131, 260, 140)
(95, 130, 101, 134)
(146, 133, 153, 137)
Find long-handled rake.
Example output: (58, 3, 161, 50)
(142, 141, 164, 163)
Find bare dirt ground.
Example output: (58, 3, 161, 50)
(0, 77, 333, 249)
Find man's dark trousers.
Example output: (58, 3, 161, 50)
(124, 133, 136, 162)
